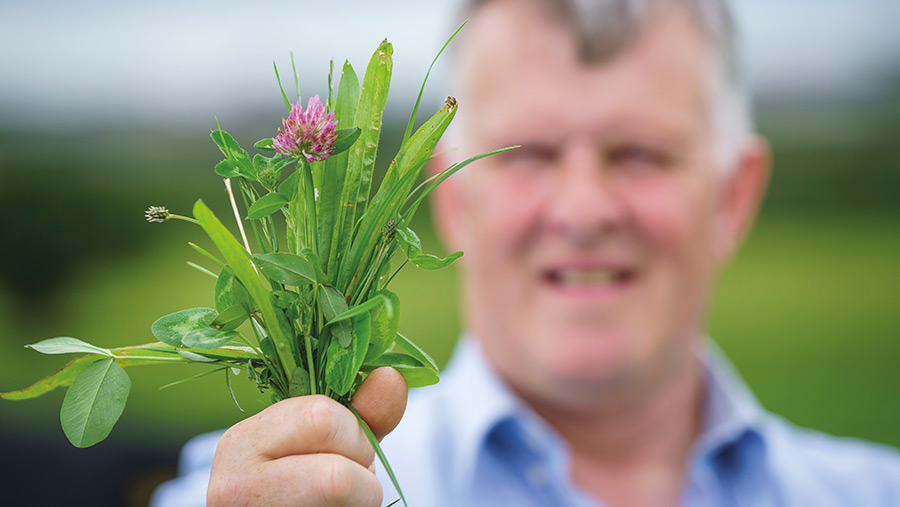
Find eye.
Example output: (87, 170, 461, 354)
(607, 145, 671, 171)
(496, 143, 559, 171)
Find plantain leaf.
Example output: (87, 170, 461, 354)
(365, 291, 400, 362)
(321, 61, 360, 277)
(60, 358, 131, 448)
(151, 308, 219, 347)
(332, 41, 392, 282)
(25, 337, 112, 357)
(194, 200, 298, 378)
(254, 252, 319, 286)
(246, 192, 289, 220)
(339, 99, 457, 294)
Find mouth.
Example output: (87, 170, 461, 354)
(542, 266, 636, 296)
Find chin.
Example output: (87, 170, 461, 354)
(539, 327, 643, 387)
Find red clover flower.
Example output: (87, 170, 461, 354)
(272, 95, 338, 162)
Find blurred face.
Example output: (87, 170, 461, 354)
(444, 2, 749, 407)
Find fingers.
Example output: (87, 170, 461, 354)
(209, 454, 382, 507)
(216, 395, 374, 468)
(351, 367, 408, 441)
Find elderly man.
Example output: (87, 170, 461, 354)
(153, 0, 900, 505)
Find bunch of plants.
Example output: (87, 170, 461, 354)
(1, 26, 512, 505)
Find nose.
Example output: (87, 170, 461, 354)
(545, 140, 624, 246)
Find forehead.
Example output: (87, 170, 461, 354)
(457, 1, 711, 146)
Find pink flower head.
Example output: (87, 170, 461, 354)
(272, 95, 337, 162)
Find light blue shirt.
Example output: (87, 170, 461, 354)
(152, 339, 900, 506)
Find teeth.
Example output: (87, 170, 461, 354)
(557, 269, 617, 286)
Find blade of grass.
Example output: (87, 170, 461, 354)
(348, 404, 407, 507)
(402, 20, 467, 145)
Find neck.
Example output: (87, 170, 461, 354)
(523, 354, 705, 507)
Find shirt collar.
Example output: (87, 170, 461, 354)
(440, 336, 770, 495)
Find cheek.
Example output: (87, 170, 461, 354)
(624, 174, 715, 260)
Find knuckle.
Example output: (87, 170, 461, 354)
(298, 395, 342, 441)
(319, 456, 356, 504)
(208, 471, 248, 506)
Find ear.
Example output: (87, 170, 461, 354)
(714, 135, 771, 261)
(428, 146, 466, 251)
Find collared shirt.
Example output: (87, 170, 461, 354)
(152, 339, 900, 506)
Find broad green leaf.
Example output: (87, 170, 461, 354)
(183, 328, 241, 349)
(60, 358, 131, 448)
(193, 200, 298, 377)
(330, 127, 361, 156)
(288, 366, 311, 397)
(394, 333, 439, 371)
(254, 252, 318, 286)
(365, 291, 400, 362)
(246, 192, 289, 220)
(151, 308, 218, 347)
(318, 285, 352, 348)
(210, 305, 250, 331)
(254, 138, 275, 151)
(394, 226, 462, 270)
(26, 337, 111, 357)
(214, 269, 253, 313)
(320, 61, 360, 276)
(325, 314, 370, 396)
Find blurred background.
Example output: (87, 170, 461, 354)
(1, 0, 898, 504)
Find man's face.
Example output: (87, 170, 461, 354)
(443, 2, 755, 407)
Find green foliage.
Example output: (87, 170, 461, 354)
(60, 358, 131, 448)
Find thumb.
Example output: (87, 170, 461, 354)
(351, 367, 408, 441)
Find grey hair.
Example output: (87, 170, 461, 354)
(455, 0, 753, 172)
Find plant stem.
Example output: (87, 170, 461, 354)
(224, 178, 252, 253)
(305, 285, 319, 395)
(301, 159, 318, 254)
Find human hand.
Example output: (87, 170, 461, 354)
(207, 367, 408, 506)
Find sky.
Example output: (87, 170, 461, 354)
(1, 0, 898, 132)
